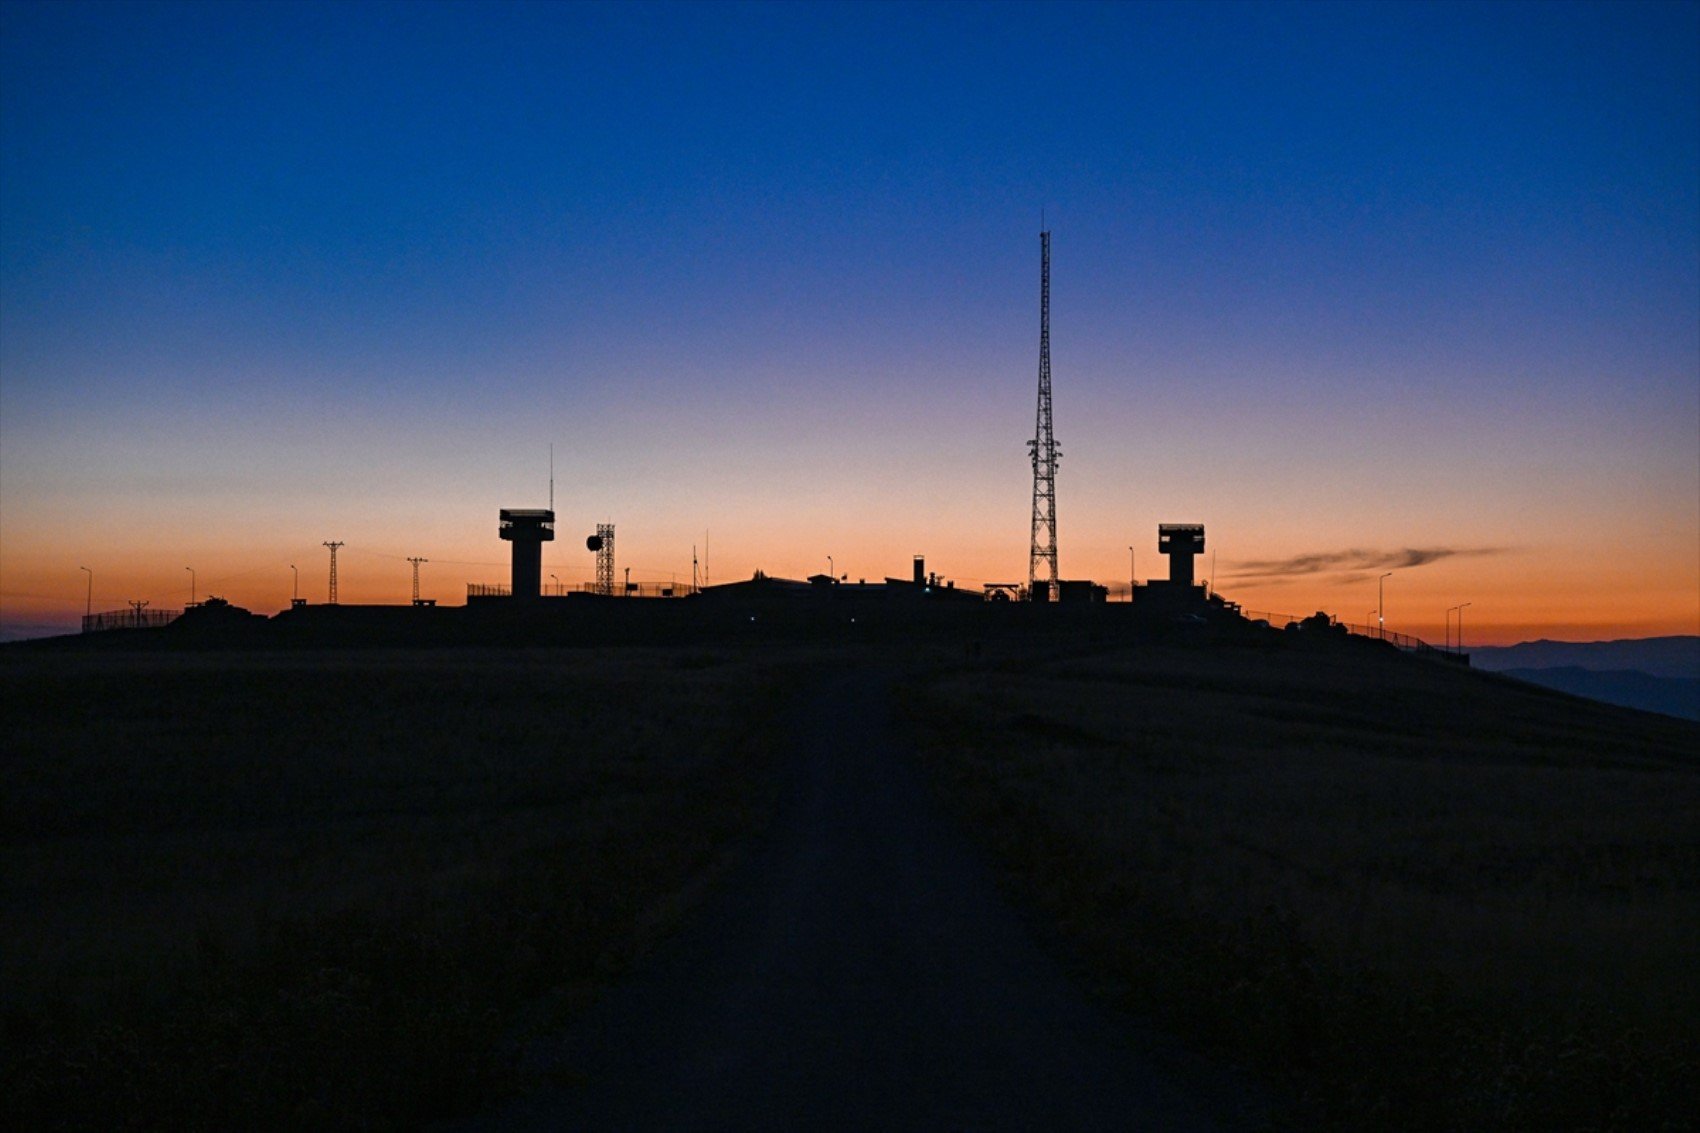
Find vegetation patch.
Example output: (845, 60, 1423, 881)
(903, 639, 1700, 1130)
(1, 647, 791, 1130)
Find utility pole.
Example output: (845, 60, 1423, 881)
(407, 557, 428, 604)
(323, 541, 344, 605)
(1027, 228, 1061, 601)
(1379, 571, 1393, 640)
(128, 598, 149, 628)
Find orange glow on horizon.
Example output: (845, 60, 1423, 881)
(6, 526, 1696, 648)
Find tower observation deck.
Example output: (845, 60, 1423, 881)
(499, 508, 555, 599)
(1158, 523, 1205, 587)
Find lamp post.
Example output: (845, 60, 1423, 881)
(290, 564, 298, 602)
(186, 566, 196, 607)
(827, 555, 834, 581)
(80, 566, 92, 618)
(1378, 572, 1393, 640)
(1128, 546, 1135, 603)
(550, 573, 559, 597)
(1456, 602, 1472, 654)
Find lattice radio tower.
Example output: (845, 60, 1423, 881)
(1027, 229, 1061, 601)
(595, 524, 615, 597)
(323, 541, 344, 604)
(407, 556, 427, 603)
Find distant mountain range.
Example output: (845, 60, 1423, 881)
(1468, 636, 1698, 679)
(1469, 637, 1699, 721)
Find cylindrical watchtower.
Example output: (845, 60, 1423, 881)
(499, 509, 555, 599)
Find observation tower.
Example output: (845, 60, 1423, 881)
(500, 508, 555, 599)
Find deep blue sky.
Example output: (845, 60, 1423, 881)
(3, 1, 1697, 639)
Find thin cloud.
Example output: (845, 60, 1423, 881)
(1223, 547, 1502, 583)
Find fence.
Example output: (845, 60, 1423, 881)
(83, 608, 182, 632)
(474, 582, 697, 600)
(1240, 609, 1445, 656)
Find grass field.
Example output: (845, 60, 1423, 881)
(1, 646, 791, 1130)
(903, 634, 1700, 1130)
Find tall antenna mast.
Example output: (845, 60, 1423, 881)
(549, 444, 554, 512)
(1027, 228, 1061, 600)
(322, 541, 344, 605)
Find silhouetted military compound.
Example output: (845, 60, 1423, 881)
(63, 514, 1461, 662)
(59, 234, 1461, 661)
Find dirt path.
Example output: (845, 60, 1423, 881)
(459, 670, 1258, 1129)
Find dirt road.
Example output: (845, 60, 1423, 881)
(459, 670, 1257, 1130)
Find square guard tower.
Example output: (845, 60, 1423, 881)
(1158, 523, 1205, 587)
(500, 508, 555, 599)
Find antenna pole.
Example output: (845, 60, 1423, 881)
(1027, 228, 1061, 600)
(407, 556, 428, 604)
(595, 524, 616, 596)
(322, 541, 344, 605)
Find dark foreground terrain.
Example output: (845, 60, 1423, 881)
(4, 632, 1697, 1130)
(906, 635, 1700, 1129)
(454, 670, 1258, 1131)
(2, 647, 790, 1129)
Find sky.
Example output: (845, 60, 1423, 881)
(2, 0, 1697, 646)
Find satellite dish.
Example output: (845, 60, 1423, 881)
(586, 535, 603, 552)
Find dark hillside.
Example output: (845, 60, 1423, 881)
(0, 648, 791, 1130)
(905, 633, 1700, 1130)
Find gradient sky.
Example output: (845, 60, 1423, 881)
(3, 0, 1697, 645)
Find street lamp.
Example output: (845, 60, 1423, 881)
(290, 564, 298, 602)
(1456, 602, 1472, 654)
(550, 573, 560, 596)
(80, 566, 92, 618)
(1378, 572, 1393, 640)
(827, 555, 834, 581)
(186, 566, 196, 607)
(1128, 546, 1135, 603)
